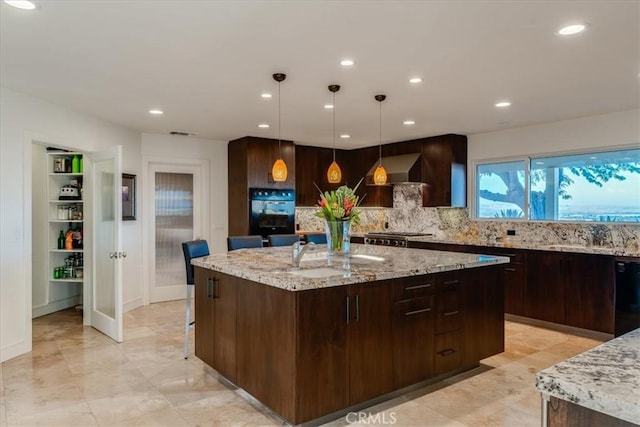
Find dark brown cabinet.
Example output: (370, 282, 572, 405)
(295, 145, 350, 206)
(228, 136, 295, 235)
(523, 251, 615, 333)
(391, 275, 435, 388)
(194, 269, 238, 380)
(348, 280, 394, 404)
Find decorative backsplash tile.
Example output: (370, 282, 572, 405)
(296, 183, 639, 255)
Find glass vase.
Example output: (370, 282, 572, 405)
(325, 219, 352, 256)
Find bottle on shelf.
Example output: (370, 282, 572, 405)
(72, 155, 80, 174)
(57, 229, 65, 250)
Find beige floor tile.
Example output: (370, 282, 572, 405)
(7, 402, 98, 427)
(86, 389, 172, 425)
(1, 302, 606, 427)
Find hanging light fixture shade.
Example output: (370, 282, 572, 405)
(374, 94, 387, 185)
(271, 73, 288, 182)
(327, 84, 342, 184)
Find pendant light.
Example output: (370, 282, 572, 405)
(373, 94, 388, 185)
(271, 73, 288, 182)
(327, 84, 342, 184)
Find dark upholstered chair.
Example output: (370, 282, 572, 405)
(305, 233, 327, 244)
(227, 235, 264, 251)
(181, 239, 209, 359)
(268, 234, 301, 247)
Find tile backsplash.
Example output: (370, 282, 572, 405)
(296, 183, 639, 254)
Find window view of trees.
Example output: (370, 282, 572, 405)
(476, 148, 640, 222)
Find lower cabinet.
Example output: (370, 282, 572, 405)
(194, 269, 237, 381)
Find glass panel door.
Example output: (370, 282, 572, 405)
(89, 146, 122, 342)
(155, 172, 194, 288)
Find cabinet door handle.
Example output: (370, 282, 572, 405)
(405, 284, 432, 291)
(438, 348, 456, 356)
(405, 308, 431, 316)
(443, 280, 459, 285)
(443, 310, 459, 316)
(355, 294, 360, 322)
(346, 296, 350, 324)
(206, 278, 212, 299)
(212, 278, 219, 299)
(504, 267, 516, 272)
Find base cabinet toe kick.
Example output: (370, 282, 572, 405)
(194, 262, 505, 425)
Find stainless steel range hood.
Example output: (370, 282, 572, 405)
(365, 153, 422, 185)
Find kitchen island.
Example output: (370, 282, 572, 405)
(192, 244, 509, 425)
(536, 328, 640, 426)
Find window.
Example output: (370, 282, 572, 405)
(476, 161, 526, 219)
(476, 148, 640, 222)
(531, 149, 640, 222)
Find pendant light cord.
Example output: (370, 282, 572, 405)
(332, 91, 336, 162)
(378, 101, 382, 166)
(278, 80, 282, 158)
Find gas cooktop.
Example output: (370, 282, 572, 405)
(366, 231, 434, 237)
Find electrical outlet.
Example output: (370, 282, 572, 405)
(507, 229, 516, 236)
(384, 222, 389, 229)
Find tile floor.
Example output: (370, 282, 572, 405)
(1, 301, 602, 427)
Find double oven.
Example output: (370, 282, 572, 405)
(249, 188, 295, 238)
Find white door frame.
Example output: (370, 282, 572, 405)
(142, 157, 209, 305)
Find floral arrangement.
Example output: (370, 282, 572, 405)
(314, 179, 363, 224)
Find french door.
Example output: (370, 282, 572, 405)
(88, 146, 123, 342)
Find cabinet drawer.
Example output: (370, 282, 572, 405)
(434, 330, 462, 374)
(435, 276, 461, 294)
(435, 282, 461, 333)
(394, 275, 435, 301)
(393, 296, 433, 318)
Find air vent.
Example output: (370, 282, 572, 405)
(169, 131, 196, 136)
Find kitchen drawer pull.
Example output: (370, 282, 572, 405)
(405, 308, 431, 316)
(405, 284, 432, 291)
(355, 294, 360, 322)
(504, 267, 517, 272)
(443, 280, 459, 285)
(443, 310, 459, 316)
(212, 278, 219, 298)
(438, 348, 456, 357)
(206, 278, 214, 299)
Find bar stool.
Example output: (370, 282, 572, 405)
(268, 234, 300, 247)
(181, 239, 209, 359)
(227, 235, 264, 251)
(305, 233, 327, 244)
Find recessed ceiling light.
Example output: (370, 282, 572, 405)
(558, 23, 588, 36)
(409, 77, 423, 84)
(258, 123, 270, 128)
(403, 120, 416, 125)
(148, 109, 163, 115)
(261, 93, 272, 99)
(324, 104, 334, 109)
(4, 1, 36, 10)
(340, 59, 355, 66)
(340, 134, 350, 139)
(495, 101, 511, 108)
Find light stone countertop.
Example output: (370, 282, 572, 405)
(535, 329, 640, 425)
(405, 235, 638, 257)
(192, 243, 509, 291)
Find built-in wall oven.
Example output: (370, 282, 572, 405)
(249, 188, 295, 238)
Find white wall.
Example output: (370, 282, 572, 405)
(467, 109, 640, 207)
(0, 86, 143, 362)
(141, 133, 228, 256)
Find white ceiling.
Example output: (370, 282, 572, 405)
(1, 1, 638, 149)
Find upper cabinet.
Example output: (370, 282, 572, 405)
(228, 136, 295, 235)
(294, 134, 467, 208)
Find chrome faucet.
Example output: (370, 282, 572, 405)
(292, 241, 316, 267)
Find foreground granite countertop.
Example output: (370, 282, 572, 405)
(536, 329, 640, 424)
(192, 243, 509, 291)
